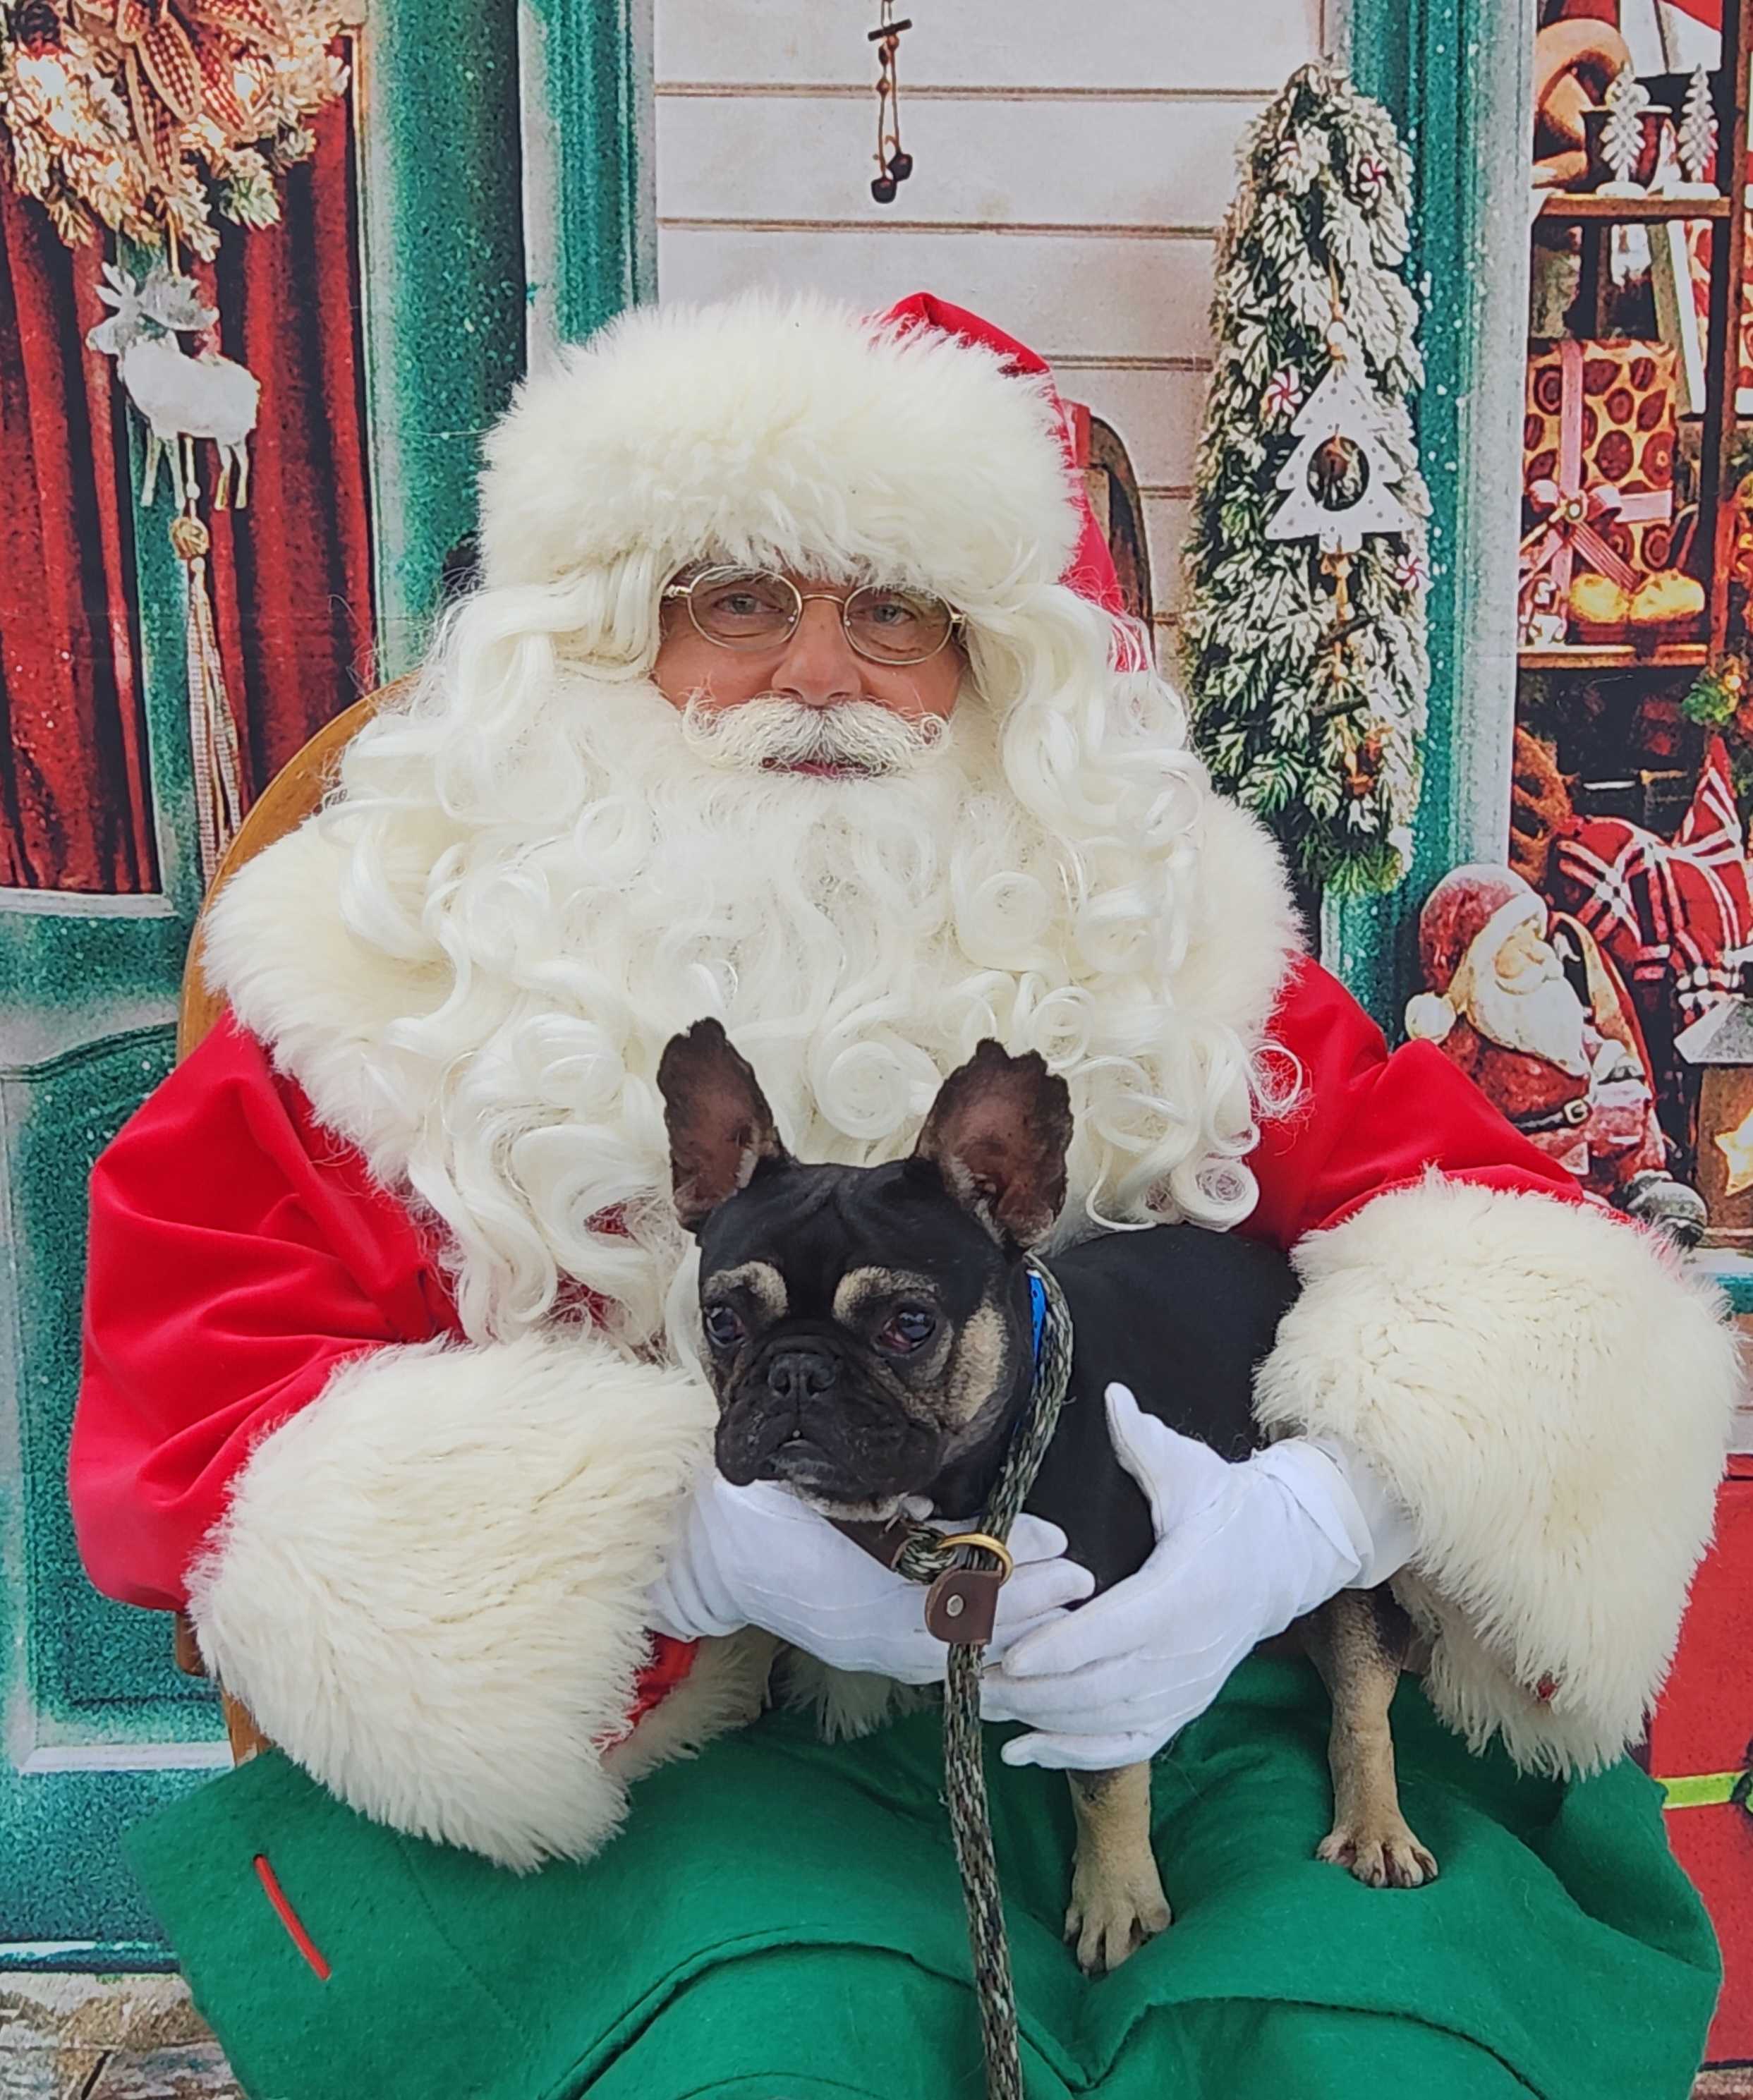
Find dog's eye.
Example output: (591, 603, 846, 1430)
(703, 1304, 745, 1350)
(878, 1306, 937, 1352)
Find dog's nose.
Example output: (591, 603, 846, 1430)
(764, 1349, 838, 1405)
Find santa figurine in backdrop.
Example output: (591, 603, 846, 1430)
(1406, 863, 1706, 1239)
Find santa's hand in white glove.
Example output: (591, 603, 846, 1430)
(647, 1468, 1096, 1683)
(980, 1383, 1416, 1770)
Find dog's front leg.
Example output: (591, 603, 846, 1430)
(1304, 1586, 1438, 1889)
(1064, 1763, 1171, 1974)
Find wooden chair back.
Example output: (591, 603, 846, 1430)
(178, 681, 408, 1057)
(171, 678, 411, 1759)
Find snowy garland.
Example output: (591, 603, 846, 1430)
(1182, 62, 1431, 899)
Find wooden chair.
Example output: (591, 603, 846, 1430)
(171, 678, 412, 1760)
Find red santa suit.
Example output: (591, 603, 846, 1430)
(69, 293, 1739, 1870)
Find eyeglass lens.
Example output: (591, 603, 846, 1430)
(686, 569, 952, 664)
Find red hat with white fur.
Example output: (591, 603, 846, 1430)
(1406, 865, 1548, 1045)
(476, 289, 1138, 657)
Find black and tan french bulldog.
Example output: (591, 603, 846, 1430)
(658, 1019, 1433, 1973)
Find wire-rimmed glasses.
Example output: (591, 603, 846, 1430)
(661, 566, 960, 666)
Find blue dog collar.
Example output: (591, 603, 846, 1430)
(1028, 1269, 1048, 1366)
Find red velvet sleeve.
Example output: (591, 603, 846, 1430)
(69, 1016, 455, 1611)
(1242, 955, 1588, 1254)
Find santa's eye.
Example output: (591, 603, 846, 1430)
(878, 1306, 937, 1352)
(704, 1304, 746, 1350)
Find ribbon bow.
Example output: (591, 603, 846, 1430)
(1518, 339, 1672, 608)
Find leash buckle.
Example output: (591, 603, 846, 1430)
(925, 1531, 1014, 1646)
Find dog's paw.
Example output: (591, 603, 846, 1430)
(1318, 1816, 1438, 1890)
(1065, 1859, 1172, 1976)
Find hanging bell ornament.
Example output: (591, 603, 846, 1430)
(867, 4, 913, 207)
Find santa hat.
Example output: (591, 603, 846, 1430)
(1405, 865, 1548, 1045)
(476, 289, 1134, 647)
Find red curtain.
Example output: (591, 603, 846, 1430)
(0, 188, 156, 893)
(197, 89, 375, 799)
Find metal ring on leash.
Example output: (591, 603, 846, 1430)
(935, 1531, 1016, 1579)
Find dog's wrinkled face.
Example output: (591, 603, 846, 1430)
(657, 1021, 1073, 1516)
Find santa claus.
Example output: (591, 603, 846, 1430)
(70, 293, 1739, 2092)
(1405, 863, 1705, 1235)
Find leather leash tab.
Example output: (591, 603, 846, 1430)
(925, 1564, 1003, 1644)
(927, 1530, 1016, 1647)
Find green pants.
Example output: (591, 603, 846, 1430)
(126, 1658, 1718, 2099)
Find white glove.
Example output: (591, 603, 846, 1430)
(980, 1383, 1416, 1769)
(647, 1468, 1097, 1683)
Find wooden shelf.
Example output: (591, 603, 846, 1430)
(1519, 643, 1710, 671)
(1537, 192, 1733, 222)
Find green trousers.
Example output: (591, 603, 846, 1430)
(126, 1658, 1718, 2099)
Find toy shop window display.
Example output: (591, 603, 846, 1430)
(1468, 0, 1753, 1249)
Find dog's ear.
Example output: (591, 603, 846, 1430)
(657, 1020, 789, 1232)
(913, 1041, 1072, 1249)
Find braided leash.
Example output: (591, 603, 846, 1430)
(842, 1258, 1074, 2100)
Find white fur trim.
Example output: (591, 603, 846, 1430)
(1254, 1173, 1742, 1774)
(187, 1331, 716, 1870)
(1403, 992, 1457, 1043)
(478, 293, 1081, 609)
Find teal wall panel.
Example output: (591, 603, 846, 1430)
(358, 0, 529, 679)
(1328, 0, 1535, 1026)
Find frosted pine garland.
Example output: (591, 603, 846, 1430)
(1182, 63, 1430, 897)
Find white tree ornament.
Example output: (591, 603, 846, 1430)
(1263, 362, 1414, 555)
(1598, 64, 1651, 198)
(1671, 65, 1718, 196)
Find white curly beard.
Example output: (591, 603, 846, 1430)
(287, 598, 1270, 1347)
(1467, 959, 1590, 1077)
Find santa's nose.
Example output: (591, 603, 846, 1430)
(769, 599, 865, 711)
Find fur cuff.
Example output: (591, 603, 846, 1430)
(186, 1331, 717, 1869)
(1254, 1173, 1742, 1775)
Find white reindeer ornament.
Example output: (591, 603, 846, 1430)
(87, 266, 260, 509)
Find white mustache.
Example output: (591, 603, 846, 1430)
(676, 695, 949, 777)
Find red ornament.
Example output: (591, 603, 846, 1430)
(1261, 365, 1304, 423)
(1393, 549, 1428, 594)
